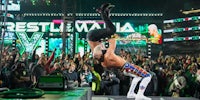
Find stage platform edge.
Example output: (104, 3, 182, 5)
(92, 96, 199, 100)
(0, 87, 92, 100)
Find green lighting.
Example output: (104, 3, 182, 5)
(46, 0, 51, 6)
(31, 0, 37, 5)
(15, 32, 44, 55)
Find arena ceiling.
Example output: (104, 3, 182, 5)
(18, 0, 200, 18)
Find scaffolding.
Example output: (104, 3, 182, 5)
(61, 0, 76, 56)
(0, 0, 8, 69)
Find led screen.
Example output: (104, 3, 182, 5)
(48, 38, 71, 57)
(163, 16, 200, 55)
(77, 20, 163, 57)
(1, 0, 20, 11)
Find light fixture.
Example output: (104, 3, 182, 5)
(182, 9, 200, 14)
(31, 0, 37, 5)
(46, 0, 50, 6)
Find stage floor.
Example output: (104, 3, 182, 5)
(92, 96, 199, 100)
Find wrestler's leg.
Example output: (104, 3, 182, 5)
(103, 51, 152, 100)
(101, 5, 116, 37)
(127, 77, 142, 98)
(123, 63, 152, 100)
(87, 3, 116, 51)
(87, 28, 114, 52)
(135, 75, 152, 100)
(97, 3, 116, 38)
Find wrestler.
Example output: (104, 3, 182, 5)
(87, 3, 152, 100)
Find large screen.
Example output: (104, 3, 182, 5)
(163, 16, 200, 55)
(76, 20, 163, 56)
(3, 31, 16, 39)
(3, 20, 163, 58)
(1, 0, 20, 11)
(48, 38, 72, 57)
(0, 32, 16, 50)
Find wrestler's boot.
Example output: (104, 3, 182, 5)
(135, 75, 152, 100)
(104, 4, 115, 17)
(101, 4, 116, 36)
(127, 77, 142, 98)
(96, 3, 116, 39)
(96, 3, 111, 14)
(100, 3, 115, 20)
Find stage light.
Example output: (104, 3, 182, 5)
(31, 0, 37, 5)
(46, 0, 51, 6)
(182, 9, 200, 14)
(67, 33, 70, 36)
(45, 37, 49, 54)
(12, 40, 16, 50)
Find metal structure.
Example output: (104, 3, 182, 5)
(61, 0, 76, 56)
(0, 0, 8, 69)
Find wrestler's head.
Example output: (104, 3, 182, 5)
(93, 44, 104, 61)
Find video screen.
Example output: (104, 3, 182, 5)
(15, 38, 45, 56)
(76, 20, 163, 56)
(4, 31, 16, 39)
(48, 38, 71, 58)
(76, 38, 90, 57)
(0, 32, 16, 51)
(163, 16, 200, 30)
(114, 21, 162, 55)
(163, 16, 200, 55)
(163, 16, 200, 39)
(0, 39, 12, 47)
(1, 0, 20, 11)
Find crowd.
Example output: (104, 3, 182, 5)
(0, 46, 200, 99)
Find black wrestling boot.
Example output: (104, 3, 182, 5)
(104, 4, 115, 17)
(96, 3, 111, 14)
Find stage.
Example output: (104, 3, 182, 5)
(92, 96, 199, 100)
(0, 87, 199, 100)
(0, 87, 92, 100)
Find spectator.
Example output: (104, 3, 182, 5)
(143, 64, 158, 96)
(49, 63, 62, 76)
(31, 57, 47, 86)
(63, 62, 78, 89)
(168, 70, 186, 97)
(194, 69, 200, 99)
(152, 57, 167, 96)
(79, 63, 93, 87)
(10, 62, 32, 89)
(0, 63, 12, 88)
(90, 65, 101, 95)
(100, 70, 120, 95)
